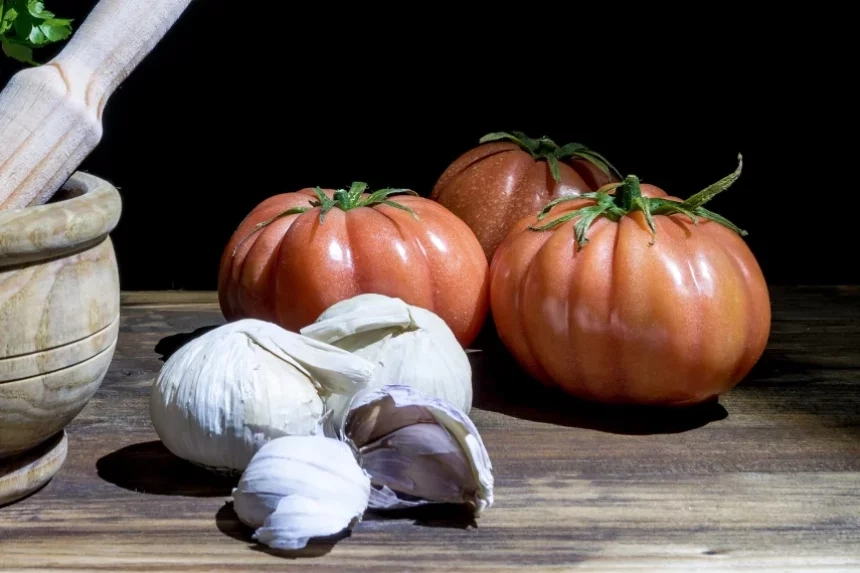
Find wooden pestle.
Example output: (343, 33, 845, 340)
(0, 0, 194, 210)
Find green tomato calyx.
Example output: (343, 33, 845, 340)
(230, 182, 418, 256)
(528, 154, 746, 251)
(307, 182, 419, 223)
(479, 131, 622, 184)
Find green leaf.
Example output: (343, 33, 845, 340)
(310, 187, 336, 223)
(231, 206, 310, 256)
(692, 206, 748, 236)
(358, 187, 417, 208)
(556, 142, 588, 156)
(1, 7, 18, 35)
(649, 198, 699, 224)
(632, 196, 657, 244)
(380, 199, 419, 219)
(528, 210, 581, 232)
(573, 204, 611, 251)
(27, 0, 54, 19)
(479, 131, 539, 155)
(2, 38, 34, 63)
(346, 181, 367, 206)
(535, 193, 599, 220)
(40, 18, 71, 42)
(13, 10, 31, 39)
(27, 22, 45, 44)
(546, 154, 562, 183)
(682, 154, 743, 210)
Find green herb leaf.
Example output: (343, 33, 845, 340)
(1, 1, 72, 63)
(1, 7, 18, 35)
(40, 18, 71, 42)
(2, 38, 34, 64)
(28, 0, 53, 18)
(27, 22, 44, 43)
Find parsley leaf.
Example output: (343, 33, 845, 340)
(0, 0, 72, 65)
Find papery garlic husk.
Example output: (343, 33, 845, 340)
(149, 318, 375, 473)
(233, 435, 371, 550)
(338, 384, 494, 516)
(300, 294, 473, 427)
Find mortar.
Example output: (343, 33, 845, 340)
(0, 172, 121, 504)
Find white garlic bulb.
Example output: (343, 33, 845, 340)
(149, 318, 375, 473)
(339, 384, 494, 516)
(233, 435, 371, 550)
(300, 294, 473, 427)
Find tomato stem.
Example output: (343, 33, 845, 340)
(528, 154, 748, 250)
(478, 131, 622, 183)
(615, 175, 642, 211)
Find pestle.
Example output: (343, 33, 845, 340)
(0, 0, 194, 210)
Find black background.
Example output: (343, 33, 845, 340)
(1, 2, 852, 289)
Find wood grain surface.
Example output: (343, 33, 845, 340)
(1, 286, 858, 572)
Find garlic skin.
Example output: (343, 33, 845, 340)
(300, 294, 473, 426)
(233, 435, 371, 550)
(339, 384, 494, 516)
(149, 319, 375, 473)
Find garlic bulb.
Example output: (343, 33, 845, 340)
(338, 384, 494, 516)
(233, 435, 371, 550)
(300, 294, 473, 426)
(149, 318, 375, 473)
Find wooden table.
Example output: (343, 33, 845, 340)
(1, 287, 859, 572)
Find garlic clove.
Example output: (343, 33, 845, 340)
(254, 496, 362, 551)
(300, 294, 473, 427)
(340, 385, 494, 516)
(150, 319, 376, 473)
(299, 293, 413, 345)
(232, 434, 370, 550)
(234, 319, 375, 396)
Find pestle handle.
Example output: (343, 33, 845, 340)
(0, 0, 194, 210)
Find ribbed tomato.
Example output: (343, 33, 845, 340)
(219, 183, 489, 347)
(430, 131, 620, 261)
(489, 155, 770, 405)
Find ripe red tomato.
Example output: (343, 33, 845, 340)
(218, 183, 489, 347)
(430, 131, 620, 261)
(489, 155, 770, 405)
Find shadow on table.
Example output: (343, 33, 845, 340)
(470, 334, 728, 435)
(96, 441, 236, 497)
(154, 325, 220, 361)
(216, 502, 344, 559)
(365, 503, 477, 529)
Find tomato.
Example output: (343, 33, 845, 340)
(430, 131, 620, 261)
(218, 183, 489, 347)
(489, 155, 770, 405)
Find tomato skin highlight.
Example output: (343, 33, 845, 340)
(218, 189, 490, 348)
(489, 183, 771, 405)
(431, 141, 617, 262)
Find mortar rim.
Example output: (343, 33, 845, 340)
(0, 172, 122, 267)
